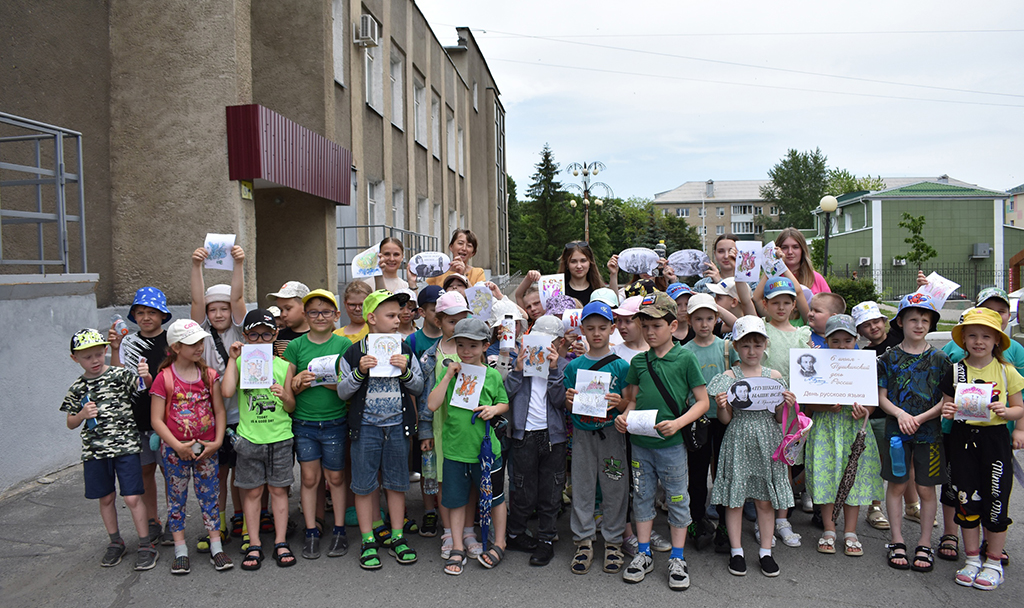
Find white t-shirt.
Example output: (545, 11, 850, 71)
(201, 319, 244, 425)
(360, 276, 409, 292)
(609, 328, 624, 346)
(612, 343, 645, 363)
(525, 376, 548, 431)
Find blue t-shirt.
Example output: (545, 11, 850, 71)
(810, 332, 827, 348)
(563, 352, 631, 431)
(877, 346, 950, 443)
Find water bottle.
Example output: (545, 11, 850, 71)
(422, 449, 439, 495)
(110, 314, 129, 337)
(224, 426, 238, 447)
(889, 436, 907, 478)
(652, 240, 667, 276)
(137, 356, 148, 391)
(83, 394, 98, 429)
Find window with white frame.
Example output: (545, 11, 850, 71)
(368, 180, 385, 241)
(417, 197, 429, 233)
(364, 29, 383, 112)
(731, 222, 754, 234)
(331, 0, 345, 86)
(392, 188, 405, 229)
(770, 206, 780, 215)
(433, 201, 442, 238)
(754, 206, 762, 215)
(448, 208, 457, 233)
(446, 111, 456, 171)
(390, 51, 404, 129)
(755, 225, 764, 235)
(697, 207, 706, 217)
(716, 225, 724, 235)
(731, 204, 753, 215)
(662, 209, 669, 217)
(431, 93, 440, 159)
(677, 208, 689, 217)
(413, 79, 426, 145)
(717, 207, 725, 216)
(473, 82, 478, 112)
(457, 128, 464, 176)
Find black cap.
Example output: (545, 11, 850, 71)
(418, 285, 444, 307)
(243, 308, 277, 331)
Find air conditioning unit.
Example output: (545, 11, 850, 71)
(971, 243, 991, 259)
(354, 14, 380, 47)
(859, 257, 870, 267)
(892, 258, 907, 267)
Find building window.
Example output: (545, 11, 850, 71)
(755, 225, 764, 235)
(457, 127, 464, 176)
(433, 201, 442, 238)
(676, 208, 689, 217)
(417, 197, 429, 233)
(1011, 199, 1016, 212)
(731, 204, 753, 215)
(331, 0, 345, 86)
(717, 207, 725, 216)
(392, 188, 405, 229)
(413, 79, 426, 145)
(697, 226, 706, 236)
(716, 225, 724, 236)
(390, 51, 404, 130)
(431, 93, 441, 159)
(770, 206, 780, 215)
(448, 208, 457, 233)
(446, 111, 456, 172)
(368, 180, 385, 241)
(754, 206, 762, 215)
(364, 30, 383, 112)
(473, 82, 478, 112)
(697, 208, 706, 217)
(731, 222, 754, 234)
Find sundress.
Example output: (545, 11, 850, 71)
(805, 406, 883, 506)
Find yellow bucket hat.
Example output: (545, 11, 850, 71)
(951, 307, 1010, 352)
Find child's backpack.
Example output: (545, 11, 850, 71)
(772, 402, 813, 466)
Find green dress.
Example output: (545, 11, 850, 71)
(804, 406, 883, 506)
(708, 366, 795, 510)
(762, 319, 811, 381)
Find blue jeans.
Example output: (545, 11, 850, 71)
(292, 418, 347, 471)
(349, 424, 410, 495)
(631, 442, 691, 529)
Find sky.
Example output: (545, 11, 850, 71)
(417, 0, 1024, 200)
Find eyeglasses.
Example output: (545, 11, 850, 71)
(306, 310, 336, 319)
(246, 331, 275, 341)
(565, 241, 589, 250)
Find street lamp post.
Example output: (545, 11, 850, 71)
(566, 162, 613, 242)
(819, 195, 838, 277)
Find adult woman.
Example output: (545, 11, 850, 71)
(776, 228, 830, 294)
(421, 229, 486, 288)
(365, 237, 411, 291)
(694, 234, 739, 293)
(559, 241, 604, 303)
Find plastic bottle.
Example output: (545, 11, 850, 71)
(136, 356, 148, 391)
(889, 435, 907, 478)
(422, 449, 439, 495)
(224, 426, 237, 447)
(110, 314, 129, 337)
(652, 240, 667, 276)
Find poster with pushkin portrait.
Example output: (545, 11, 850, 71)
(726, 377, 785, 412)
(788, 348, 878, 406)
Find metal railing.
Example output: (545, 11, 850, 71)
(336, 224, 439, 286)
(0, 112, 87, 273)
(831, 263, 1006, 301)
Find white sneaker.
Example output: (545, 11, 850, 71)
(800, 492, 814, 513)
(667, 557, 690, 590)
(753, 522, 776, 548)
(774, 521, 802, 548)
(623, 552, 654, 583)
(649, 531, 671, 552)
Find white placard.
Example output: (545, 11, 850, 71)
(409, 251, 451, 278)
(788, 348, 879, 406)
(734, 240, 763, 283)
(204, 233, 236, 270)
(449, 363, 487, 410)
(308, 355, 339, 387)
(240, 344, 273, 389)
(538, 274, 565, 310)
(465, 285, 495, 320)
(522, 333, 553, 378)
(954, 383, 994, 422)
(625, 409, 660, 438)
(562, 309, 582, 336)
(761, 241, 787, 277)
(668, 249, 711, 278)
(914, 272, 961, 310)
(726, 376, 786, 412)
(351, 244, 382, 279)
(618, 247, 660, 275)
(573, 369, 612, 417)
(367, 333, 403, 377)
(498, 317, 516, 351)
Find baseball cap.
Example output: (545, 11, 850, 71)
(166, 319, 211, 346)
(302, 288, 339, 310)
(243, 308, 277, 331)
(893, 292, 939, 333)
(952, 307, 1010, 351)
(731, 316, 768, 341)
(824, 314, 858, 338)
(128, 287, 172, 324)
(267, 305, 281, 318)
(581, 301, 614, 322)
(666, 283, 692, 301)
(71, 328, 109, 352)
(613, 295, 643, 317)
(764, 277, 797, 299)
(977, 287, 1010, 308)
(686, 293, 718, 315)
(624, 279, 656, 298)
(204, 284, 231, 305)
(362, 289, 411, 317)
(638, 291, 678, 319)
(442, 273, 470, 290)
(531, 315, 564, 338)
(268, 280, 310, 301)
(417, 285, 444, 308)
(435, 291, 470, 315)
(589, 287, 619, 308)
(489, 297, 526, 328)
(706, 277, 738, 299)
(449, 317, 491, 342)
(851, 301, 885, 327)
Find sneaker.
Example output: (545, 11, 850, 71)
(419, 512, 439, 537)
(650, 531, 671, 553)
(134, 544, 159, 571)
(801, 492, 814, 513)
(759, 554, 780, 577)
(706, 504, 719, 520)
(160, 521, 174, 546)
(101, 542, 127, 567)
(667, 557, 690, 590)
(713, 524, 730, 554)
(529, 540, 554, 566)
(147, 519, 162, 544)
(506, 533, 539, 553)
(302, 533, 321, 560)
(687, 520, 714, 550)
(774, 521, 802, 548)
(170, 555, 190, 575)
(622, 551, 654, 583)
(326, 531, 348, 557)
(210, 551, 233, 571)
(742, 500, 757, 522)
(753, 522, 776, 548)
(622, 534, 638, 556)
(728, 554, 747, 576)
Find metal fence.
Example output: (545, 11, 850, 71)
(830, 263, 1006, 301)
(336, 224, 439, 286)
(0, 112, 87, 273)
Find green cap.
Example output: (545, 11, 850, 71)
(362, 289, 411, 318)
(637, 291, 678, 319)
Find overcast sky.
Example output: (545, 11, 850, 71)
(418, 0, 1023, 200)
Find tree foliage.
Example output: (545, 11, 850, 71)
(898, 212, 937, 270)
(757, 148, 828, 231)
(825, 168, 886, 197)
(826, 276, 881, 314)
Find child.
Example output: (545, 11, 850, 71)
(107, 286, 173, 545)
(190, 244, 247, 547)
(62, 329, 157, 570)
(940, 307, 1024, 590)
(522, 285, 545, 327)
(876, 293, 949, 573)
(408, 286, 444, 359)
(504, 314, 567, 567)
(267, 305, 284, 331)
(284, 289, 354, 560)
(221, 309, 298, 569)
(396, 288, 418, 337)
(706, 316, 795, 578)
(443, 273, 470, 296)
(667, 283, 694, 344)
(268, 281, 310, 356)
(338, 289, 425, 569)
(335, 281, 372, 344)
(804, 315, 883, 557)
(150, 319, 231, 574)
(563, 302, 632, 575)
(611, 296, 648, 363)
(806, 292, 846, 348)
(427, 318, 510, 574)
(614, 292, 709, 590)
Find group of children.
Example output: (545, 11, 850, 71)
(61, 235, 1021, 592)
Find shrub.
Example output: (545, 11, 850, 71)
(827, 276, 881, 314)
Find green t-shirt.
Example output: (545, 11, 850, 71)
(236, 357, 294, 444)
(625, 344, 706, 449)
(563, 353, 631, 431)
(442, 366, 508, 463)
(682, 337, 738, 418)
(284, 333, 352, 421)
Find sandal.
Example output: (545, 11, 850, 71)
(843, 533, 863, 557)
(196, 534, 211, 554)
(817, 532, 836, 554)
(230, 513, 244, 537)
(604, 543, 625, 574)
(444, 549, 467, 576)
(403, 517, 419, 534)
(260, 510, 273, 534)
(973, 561, 1004, 590)
(903, 501, 921, 524)
(886, 542, 910, 570)
(955, 556, 982, 587)
(478, 545, 505, 569)
(239, 533, 250, 554)
(938, 534, 959, 561)
(980, 540, 1010, 566)
(241, 546, 264, 571)
(273, 542, 296, 568)
(440, 531, 454, 559)
(359, 541, 382, 570)
(571, 540, 594, 575)
(463, 533, 483, 559)
(865, 505, 890, 530)
(910, 545, 934, 572)
(389, 536, 418, 565)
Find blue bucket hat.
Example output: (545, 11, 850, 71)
(892, 292, 939, 333)
(128, 286, 172, 324)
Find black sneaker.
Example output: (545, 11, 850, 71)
(302, 533, 321, 559)
(713, 523, 730, 554)
(134, 544, 159, 571)
(419, 511, 439, 537)
(506, 533, 539, 553)
(728, 554, 747, 576)
(326, 531, 348, 557)
(688, 519, 714, 551)
(161, 521, 174, 546)
(101, 542, 127, 567)
(147, 519, 162, 544)
(759, 554, 780, 577)
(529, 541, 554, 566)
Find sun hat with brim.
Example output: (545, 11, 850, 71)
(851, 301, 886, 327)
(302, 288, 340, 310)
(637, 291, 677, 320)
(489, 297, 526, 328)
(128, 287, 172, 324)
(613, 295, 643, 317)
(167, 319, 211, 346)
(666, 283, 692, 301)
(71, 328, 109, 352)
(362, 289, 411, 317)
(891, 292, 940, 333)
(448, 317, 492, 342)
(824, 314, 858, 338)
(589, 287, 619, 308)
(686, 293, 718, 315)
(732, 316, 768, 342)
(267, 281, 310, 301)
(435, 291, 470, 315)
(952, 307, 1010, 352)
(204, 284, 231, 305)
(977, 287, 1010, 308)
(531, 315, 564, 339)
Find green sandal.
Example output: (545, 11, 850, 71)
(359, 541, 382, 570)
(389, 536, 418, 564)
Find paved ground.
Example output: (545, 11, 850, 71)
(2, 459, 1022, 608)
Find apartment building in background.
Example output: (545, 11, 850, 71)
(653, 180, 777, 252)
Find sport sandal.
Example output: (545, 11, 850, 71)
(910, 545, 934, 573)
(938, 534, 959, 561)
(444, 549, 467, 576)
(389, 536, 418, 565)
(956, 555, 982, 587)
(974, 561, 1004, 590)
(886, 543, 910, 570)
(359, 541, 382, 570)
(571, 540, 593, 575)
(603, 543, 625, 574)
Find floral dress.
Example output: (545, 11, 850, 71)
(762, 319, 811, 380)
(804, 405, 883, 505)
(708, 366, 795, 510)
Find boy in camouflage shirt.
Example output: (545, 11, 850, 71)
(61, 329, 158, 571)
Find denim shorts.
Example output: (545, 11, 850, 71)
(292, 418, 347, 471)
(441, 457, 506, 510)
(350, 424, 410, 495)
(83, 454, 145, 499)
(631, 442, 691, 528)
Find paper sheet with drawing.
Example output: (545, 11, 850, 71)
(204, 233, 236, 270)
(734, 240, 762, 283)
(464, 285, 494, 320)
(572, 369, 612, 417)
(351, 245, 382, 279)
(367, 333, 403, 377)
(449, 363, 487, 410)
(538, 274, 564, 310)
(954, 383, 993, 422)
(308, 355, 339, 387)
(625, 409, 660, 438)
(240, 344, 273, 389)
(522, 333, 553, 378)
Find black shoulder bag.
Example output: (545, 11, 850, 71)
(644, 352, 710, 452)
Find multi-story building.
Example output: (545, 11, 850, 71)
(652, 180, 778, 252)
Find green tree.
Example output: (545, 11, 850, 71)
(509, 144, 578, 274)
(809, 237, 832, 274)
(898, 212, 937, 270)
(825, 168, 885, 197)
(756, 148, 828, 230)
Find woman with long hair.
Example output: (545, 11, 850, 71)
(774, 228, 830, 294)
(558, 240, 604, 304)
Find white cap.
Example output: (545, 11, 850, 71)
(204, 284, 231, 305)
(267, 281, 310, 300)
(686, 293, 718, 315)
(166, 319, 211, 346)
(706, 277, 737, 298)
(489, 297, 526, 328)
(851, 301, 886, 327)
(589, 287, 619, 308)
(731, 315, 768, 342)
(531, 315, 563, 338)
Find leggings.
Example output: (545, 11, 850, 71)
(161, 442, 220, 534)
